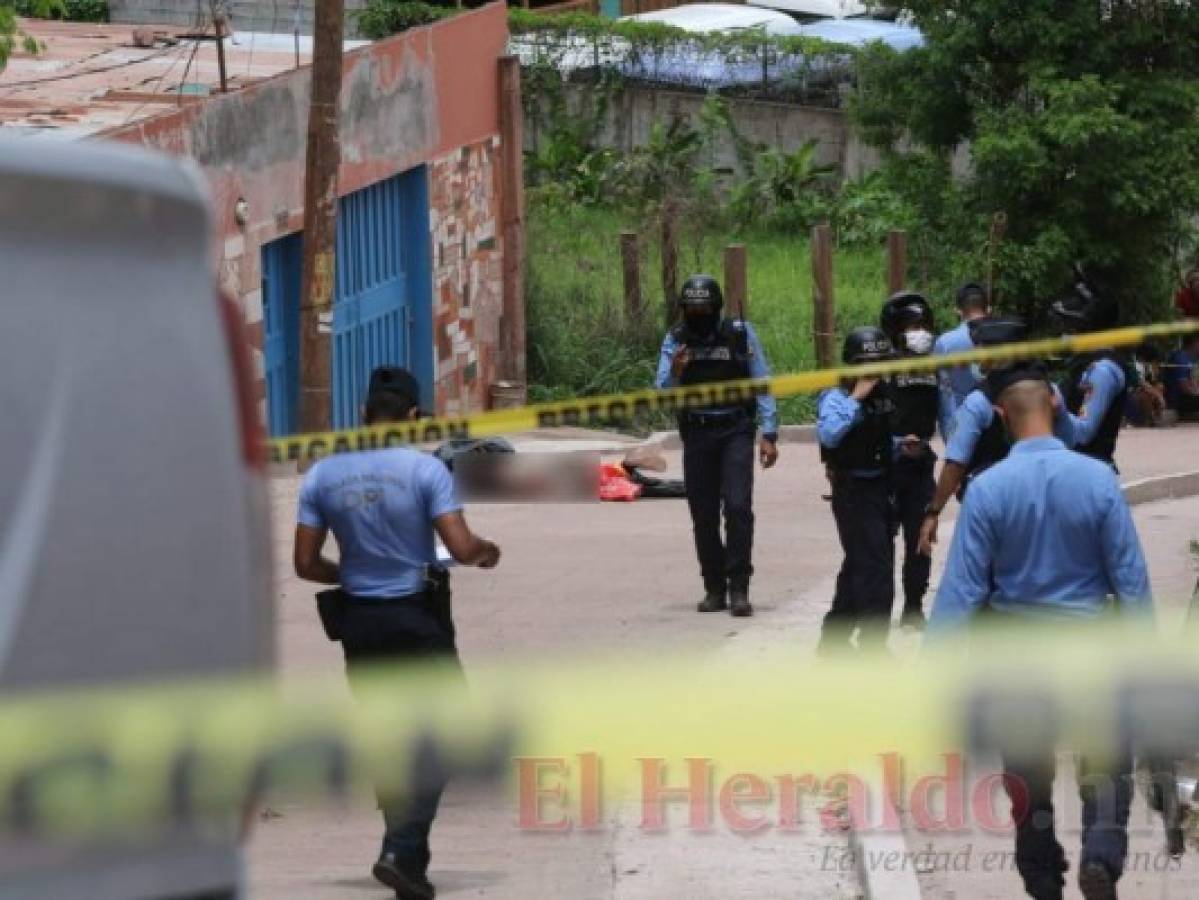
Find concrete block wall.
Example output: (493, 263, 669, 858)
(532, 84, 885, 181)
(108, 0, 370, 36)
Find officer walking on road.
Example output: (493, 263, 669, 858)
(928, 371, 1152, 900)
(880, 292, 940, 630)
(933, 282, 991, 439)
(293, 366, 501, 900)
(918, 316, 1076, 556)
(816, 326, 897, 652)
(1051, 269, 1130, 468)
(656, 274, 779, 617)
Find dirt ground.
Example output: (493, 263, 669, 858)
(247, 427, 1199, 899)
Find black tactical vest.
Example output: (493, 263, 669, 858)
(1061, 350, 1128, 464)
(674, 318, 754, 413)
(891, 369, 939, 440)
(821, 385, 895, 472)
(966, 385, 1011, 478)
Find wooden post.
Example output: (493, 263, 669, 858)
(724, 243, 747, 319)
(886, 229, 907, 295)
(811, 223, 836, 369)
(660, 202, 679, 327)
(498, 56, 527, 390)
(298, 0, 344, 434)
(621, 231, 642, 325)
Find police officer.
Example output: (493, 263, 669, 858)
(928, 372, 1152, 900)
(656, 274, 779, 617)
(293, 366, 501, 900)
(918, 316, 1076, 556)
(880, 292, 940, 629)
(1050, 269, 1129, 468)
(817, 326, 897, 652)
(933, 281, 991, 439)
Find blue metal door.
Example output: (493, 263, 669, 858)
(261, 230, 302, 436)
(332, 167, 433, 429)
(259, 167, 434, 435)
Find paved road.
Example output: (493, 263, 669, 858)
(247, 426, 1199, 899)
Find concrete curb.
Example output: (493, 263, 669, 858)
(1122, 470, 1199, 507)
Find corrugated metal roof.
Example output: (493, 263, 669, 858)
(0, 19, 320, 138)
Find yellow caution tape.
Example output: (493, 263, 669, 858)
(4, 626, 1199, 840)
(266, 321, 1199, 463)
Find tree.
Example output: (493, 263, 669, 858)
(1, 2, 63, 71)
(852, 0, 1199, 324)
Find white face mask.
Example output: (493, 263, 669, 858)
(904, 329, 934, 355)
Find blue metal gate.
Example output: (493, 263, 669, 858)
(260, 166, 433, 435)
(261, 230, 302, 437)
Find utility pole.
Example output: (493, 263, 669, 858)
(210, 1, 228, 93)
(298, 0, 345, 434)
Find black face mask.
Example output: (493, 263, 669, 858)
(683, 310, 719, 338)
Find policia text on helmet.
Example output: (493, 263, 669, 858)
(655, 274, 779, 618)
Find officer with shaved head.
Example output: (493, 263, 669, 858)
(929, 367, 1153, 900)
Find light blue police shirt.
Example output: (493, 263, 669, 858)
(933, 322, 980, 440)
(1068, 358, 1126, 448)
(297, 448, 461, 598)
(928, 436, 1152, 632)
(656, 322, 779, 435)
(944, 385, 1075, 466)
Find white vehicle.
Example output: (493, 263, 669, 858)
(745, 0, 875, 21)
(0, 139, 272, 897)
(622, 2, 804, 36)
(799, 17, 924, 49)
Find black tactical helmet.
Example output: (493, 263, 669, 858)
(880, 291, 935, 339)
(679, 274, 723, 312)
(842, 325, 895, 365)
(1050, 265, 1118, 333)
(968, 315, 1028, 347)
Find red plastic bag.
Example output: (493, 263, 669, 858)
(598, 463, 642, 502)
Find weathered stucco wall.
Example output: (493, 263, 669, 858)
(107, 0, 371, 37)
(102, 3, 516, 418)
(533, 84, 883, 180)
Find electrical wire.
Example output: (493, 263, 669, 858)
(120, 39, 198, 123)
(0, 43, 181, 91)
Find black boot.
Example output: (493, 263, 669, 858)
(697, 580, 727, 612)
(373, 852, 434, 900)
(900, 604, 926, 630)
(729, 583, 753, 617)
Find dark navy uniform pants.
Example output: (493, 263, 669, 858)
(820, 472, 894, 650)
(681, 416, 756, 590)
(1003, 748, 1134, 897)
(340, 592, 461, 875)
(892, 453, 935, 613)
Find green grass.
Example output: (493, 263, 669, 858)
(526, 200, 892, 425)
